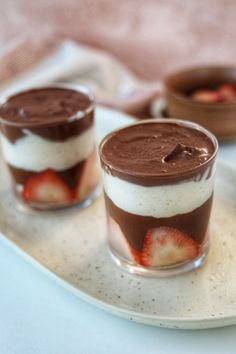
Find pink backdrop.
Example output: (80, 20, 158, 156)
(1, 0, 235, 83)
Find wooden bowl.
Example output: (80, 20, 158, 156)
(164, 66, 236, 141)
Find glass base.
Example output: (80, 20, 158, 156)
(109, 240, 210, 277)
(14, 185, 101, 214)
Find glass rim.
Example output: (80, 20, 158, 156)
(0, 83, 95, 128)
(99, 118, 218, 183)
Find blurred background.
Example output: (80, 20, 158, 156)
(1, 0, 236, 84)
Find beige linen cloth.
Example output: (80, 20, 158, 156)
(0, 41, 161, 118)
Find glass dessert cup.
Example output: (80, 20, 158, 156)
(0, 84, 100, 211)
(99, 118, 218, 277)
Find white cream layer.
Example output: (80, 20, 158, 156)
(103, 169, 214, 218)
(0, 127, 95, 171)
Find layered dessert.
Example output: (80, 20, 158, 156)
(0, 86, 99, 209)
(99, 119, 218, 275)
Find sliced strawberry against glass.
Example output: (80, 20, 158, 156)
(74, 149, 99, 201)
(191, 89, 221, 103)
(23, 169, 73, 204)
(140, 226, 199, 267)
(109, 217, 140, 264)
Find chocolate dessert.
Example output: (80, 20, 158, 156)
(0, 86, 99, 209)
(99, 119, 218, 274)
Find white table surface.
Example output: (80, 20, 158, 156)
(0, 142, 236, 354)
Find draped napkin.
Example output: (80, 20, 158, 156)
(0, 41, 161, 119)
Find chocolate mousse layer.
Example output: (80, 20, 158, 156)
(105, 194, 213, 251)
(100, 121, 217, 186)
(0, 87, 94, 142)
(8, 160, 86, 189)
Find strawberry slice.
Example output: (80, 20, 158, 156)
(140, 226, 199, 267)
(75, 149, 99, 200)
(109, 217, 140, 263)
(23, 169, 73, 204)
(191, 89, 221, 103)
(218, 83, 236, 101)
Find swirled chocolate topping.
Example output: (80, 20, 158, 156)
(0, 87, 94, 143)
(0, 87, 91, 126)
(100, 121, 217, 185)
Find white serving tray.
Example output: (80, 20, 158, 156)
(0, 106, 236, 330)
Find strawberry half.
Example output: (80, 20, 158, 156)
(109, 217, 140, 263)
(75, 149, 99, 200)
(140, 226, 199, 267)
(23, 169, 73, 204)
(218, 83, 236, 101)
(191, 89, 221, 103)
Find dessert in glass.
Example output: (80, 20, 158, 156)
(99, 119, 218, 276)
(0, 85, 100, 210)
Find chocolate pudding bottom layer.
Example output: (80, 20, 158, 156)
(105, 193, 213, 268)
(7, 150, 99, 209)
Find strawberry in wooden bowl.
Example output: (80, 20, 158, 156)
(165, 66, 236, 141)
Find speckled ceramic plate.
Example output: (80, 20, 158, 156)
(0, 106, 236, 330)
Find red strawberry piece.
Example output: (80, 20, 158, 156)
(191, 89, 221, 103)
(218, 83, 236, 101)
(140, 226, 199, 267)
(109, 217, 140, 264)
(75, 149, 99, 200)
(23, 169, 73, 204)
